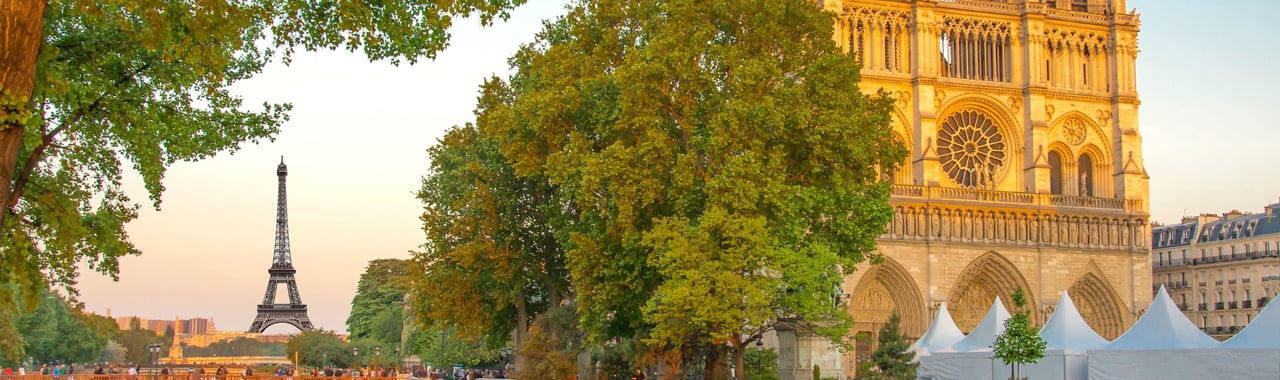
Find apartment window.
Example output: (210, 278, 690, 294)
(1201, 316, 1208, 328)
(1219, 316, 1224, 327)
(1247, 314, 1252, 323)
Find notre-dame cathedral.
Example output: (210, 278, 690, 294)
(776, 1, 1152, 378)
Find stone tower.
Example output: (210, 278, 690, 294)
(785, 1, 1151, 378)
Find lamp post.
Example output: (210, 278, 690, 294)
(373, 346, 381, 374)
(147, 343, 161, 380)
(352, 347, 359, 371)
(499, 347, 513, 374)
(393, 347, 400, 375)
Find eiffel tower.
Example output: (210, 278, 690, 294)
(248, 157, 315, 333)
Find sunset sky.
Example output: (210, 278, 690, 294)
(74, 0, 1280, 334)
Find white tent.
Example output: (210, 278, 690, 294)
(1087, 286, 1225, 379)
(1099, 286, 1218, 350)
(910, 302, 965, 355)
(1222, 295, 1280, 349)
(1021, 291, 1109, 380)
(918, 297, 1011, 380)
(1039, 291, 1109, 350)
(942, 296, 1009, 353)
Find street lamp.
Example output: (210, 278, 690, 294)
(374, 346, 381, 374)
(393, 347, 400, 374)
(352, 347, 359, 370)
(500, 347, 514, 376)
(147, 343, 162, 379)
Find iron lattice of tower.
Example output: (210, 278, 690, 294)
(248, 157, 315, 333)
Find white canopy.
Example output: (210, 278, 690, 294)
(1039, 290, 1109, 350)
(1222, 295, 1280, 348)
(1099, 286, 1218, 350)
(910, 302, 966, 354)
(940, 296, 1009, 352)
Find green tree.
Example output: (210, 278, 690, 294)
(744, 348, 780, 380)
(472, 0, 902, 376)
(287, 330, 354, 369)
(347, 259, 412, 344)
(0, 0, 529, 359)
(119, 327, 159, 365)
(414, 122, 571, 351)
(11, 289, 108, 365)
(992, 289, 1046, 380)
(405, 325, 497, 369)
(865, 313, 917, 380)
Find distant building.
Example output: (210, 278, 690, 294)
(1152, 199, 1280, 340)
(114, 316, 217, 335)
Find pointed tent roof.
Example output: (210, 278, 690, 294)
(910, 302, 966, 353)
(941, 296, 1010, 352)
(1039, 290, 1108, 350)
(1101, 286, 1219, 350)
(1222, 293, 1280, 348)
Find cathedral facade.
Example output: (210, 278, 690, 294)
(813, 0, 1152, 377)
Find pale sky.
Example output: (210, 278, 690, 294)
(75, 1, 1280, 334)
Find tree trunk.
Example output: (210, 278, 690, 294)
(0, 0, 47, 229)
(733, 343, 746, 380)
(704, 345, 729, 380)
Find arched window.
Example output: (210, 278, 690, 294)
(1077, 153, 1094, 196)
(1048, 151, 1064, 194)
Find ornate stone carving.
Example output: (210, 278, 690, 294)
(1062, 118, 1087, 145)
(1007, 95, 1022, 112)
(1096, 108, 1112, 125)
(1045, 104, 1056, 120)
(934, 88, 947, 110)
(937, 109, 1006, 188)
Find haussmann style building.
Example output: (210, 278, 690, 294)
(1151, 200, 1280, 341)
(774, 1, 1154, 378)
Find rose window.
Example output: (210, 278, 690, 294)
(937, 109, 1006, 188)
(1062, 119, 1087, 145)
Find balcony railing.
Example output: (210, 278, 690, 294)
(1178, 250, 1280, 267)
(1243, 300, 1253, 309)
(1243, 278, 1252, 284)
(1215, 280, 1224, 286)
(1198, 303, 1208, 311)
(1153, 281, 1190, 292)
(1229, 301, 1239, 309)
(1264, 276, 1280, 282)
(1177, 303, 1189, 311)
(1215, 302, 1225, 310)
(1260, 297, 1270, 307)
(1229, 279, 1238, 285)
(888, 185, 1143, 211)
(1199, 281, 1207, 287)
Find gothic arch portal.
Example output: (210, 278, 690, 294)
(947, 251, 1036, 332)
(848, 257, 927, 339)
(1067, 261, 1129, 340)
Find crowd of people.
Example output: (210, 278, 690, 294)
(1, 365, 510, 379)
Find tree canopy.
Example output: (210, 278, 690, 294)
(347, 259, 413, 344)
(416, 0, 903, 376)
(992, 288, 1046, 380)
(0, 0, 529, 359)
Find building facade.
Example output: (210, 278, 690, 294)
(794, 1, 1152, 378)
(1151, 201, 1280, 341)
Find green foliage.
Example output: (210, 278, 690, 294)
(470, 0, 901, 356)
(119, 328, 160, 365)
(813, 364, 822, 380)
(405, 326, 496, 369)
(285, 331, 350, 369)
(992, 289, 1046, 380)
(744, 348, 780, 380)
(864, 313, 917, 380)
(414, 122, 570, 345)
(0, 0, 530, 359)
(183, 337, 285, 358)
(347, 259, 411, 345)
(10, 289, 111, 366)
